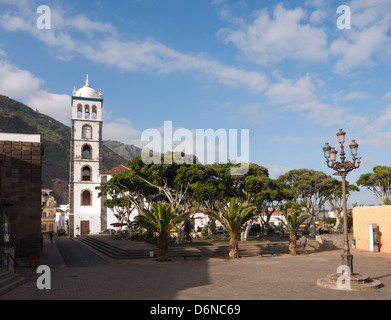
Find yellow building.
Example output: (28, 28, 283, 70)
(353, 206, 391, 254)
(41, 189, 57, 233)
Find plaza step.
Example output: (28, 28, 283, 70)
(77, 236, 152, 259)
(77, 235, 327, 260)
(0, 268, 25, 296)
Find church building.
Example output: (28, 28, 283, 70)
(69, 75, 105, 237)
(69, 75, 139, 237)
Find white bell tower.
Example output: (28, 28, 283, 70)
(69, 74, 104, 237)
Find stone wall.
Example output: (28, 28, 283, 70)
(316, 233, 354, 249)
(0, 138, 43, 258)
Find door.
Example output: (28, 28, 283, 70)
(81, 220, 90, 235)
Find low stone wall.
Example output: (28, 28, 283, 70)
(316, 233, 354, 249)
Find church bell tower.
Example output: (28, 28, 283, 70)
(69, 74, 104, 237)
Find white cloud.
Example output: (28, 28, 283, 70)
(218, 3, 328, 65)
(0, 57, 71, 124)
(264, 74, 369, 128)
(383, 92, 391, 100)
(0, 60, 41, 98)
(24, 90, 70, 124)
(330, 0, 391, 74)
(0, 3, 269, 93)
(334, 91, 370, 102)
(103, 118, 143, 147)
(330, 26, 389, 74)
(362, 131, 391, 149)
(374, 104, 391, 128)
(265, 75, 316, 105)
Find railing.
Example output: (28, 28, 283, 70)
(1, 252, 17, 274)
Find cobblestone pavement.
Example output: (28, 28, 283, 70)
(1, 237, 391, 301)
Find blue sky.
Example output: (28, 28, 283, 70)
(1, 0, 391, 206)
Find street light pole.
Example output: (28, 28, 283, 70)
(341, 171, 353, 271)
(322, 129, 360, 274)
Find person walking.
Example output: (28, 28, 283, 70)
(49, 231, 53, 244)
(300, 235, 308, 255)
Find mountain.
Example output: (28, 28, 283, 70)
(103, 140, 142, 161)
(0, 95, 140, 204)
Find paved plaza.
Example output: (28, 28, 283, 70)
(2, 237, 391, 301)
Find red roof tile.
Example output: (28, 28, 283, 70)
(101, 164, 130, 175)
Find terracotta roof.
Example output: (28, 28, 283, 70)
(101, 164, 130, 175)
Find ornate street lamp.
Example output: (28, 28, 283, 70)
(322, 129, 361, 273)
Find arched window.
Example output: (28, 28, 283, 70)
(77, 104, 82, 118)
(82, 125, 92, 139)
(82, 145, 91, 160)
(82, 166, 91, 181)
(92, 105, 97, 120)
(85, 105, 90, 119)
(81, 190, 92, 206)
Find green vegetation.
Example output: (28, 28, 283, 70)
(279, 202, 311, 255)
(206, 198, 256, 258)
(0, 95, 140, 204)
(132, 202, 191, 262)
(357, 166, 391, 205)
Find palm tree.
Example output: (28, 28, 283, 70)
(206, 198, 256, 259)
(279, 202, 311, 255)
(132, 202, 191, 262)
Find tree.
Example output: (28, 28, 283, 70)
(279, 202, 311, 255)
(278, 169, 334, 237)
(245, 176, 293, 236)
(98, 169, 155, 234)
(326, 179, 359, 230)
(357, 166, 391, 204)
(131, 202, 191, 262)
(206, 198, 256, 259)
(128, 154, 202, 244)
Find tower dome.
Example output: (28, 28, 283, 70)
(73, 74, 101, 99)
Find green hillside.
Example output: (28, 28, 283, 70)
(0, 95, 136, 204)
(103, 140, 142, 161)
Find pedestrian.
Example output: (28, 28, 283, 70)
(300, 235, 308, 255)
(49, 231, 53, 244)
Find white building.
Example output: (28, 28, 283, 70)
(55, 204, 69, 234)
(69, 75, 105, 236)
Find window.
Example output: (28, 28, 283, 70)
(92, 106, 97, 119)
(81, 190, 92, 206)
(82, 145, 91, 160)
(82, 166, 91, 181)
(85, 105, 90, 119)
(82, 125, 92, 139)
(77, 104, 82, 118)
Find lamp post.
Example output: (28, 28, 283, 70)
(322, 129, 360, 274)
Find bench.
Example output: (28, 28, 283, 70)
(260, 252, 276, 257)
(183, 254, 201, 260)
(260, 250, 287, 257)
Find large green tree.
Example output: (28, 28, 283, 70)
(357, 166, 391, 205)
(128, 154, 205, 244)
(326, 179, 359, 230)
(245, 176, 293, 236)
(278, 169, 334, 237)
